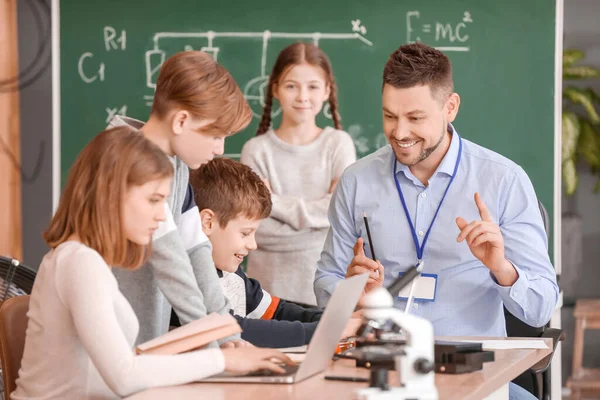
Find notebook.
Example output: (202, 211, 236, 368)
(135, 312, 242, 355)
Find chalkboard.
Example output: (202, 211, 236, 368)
(59, 0, 558, 251)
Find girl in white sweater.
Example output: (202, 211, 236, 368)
(12, 127, 291, 400)
(241, 43, 356, 306)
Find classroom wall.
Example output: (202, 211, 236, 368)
(560, 0, 600, 386)
(17, 0, 53, 269)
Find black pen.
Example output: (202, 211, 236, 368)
(324, 375, 369, 383)
(362, 211, 377, 261)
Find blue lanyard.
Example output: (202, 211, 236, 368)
(393, 135, 462, 263)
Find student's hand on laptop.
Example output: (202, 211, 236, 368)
(346, 238, 384, 294)
(455, 192, 517, 286)
(220, 339, 254, 349)
(221, 348, 294, 375)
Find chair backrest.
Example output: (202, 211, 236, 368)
(504, 200, 553, 396)
(537, 200, 550, 242)
(0, 256, 37, 297)
(0, 295, 30, 400)
(505, 199, 551, 337)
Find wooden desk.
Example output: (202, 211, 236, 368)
(126, 338, 552, 400)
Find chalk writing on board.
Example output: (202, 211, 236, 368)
(346, 125, 390, 156)
(78, 52, 105, 84)
(143, 95, 154, 107)
(374, 132, 388, 150)
(406, 11, 473, 52)
(105, 105, 127, 124)
(351, 20, 367, 35)
(104, 26, 127, 51)
(143, 25, 373, 119)
(323, 103, 331, 119)
(77, 27, 124, 84)
(347, 124, 370, 155)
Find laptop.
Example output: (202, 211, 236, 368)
(200, 273, 369, 384)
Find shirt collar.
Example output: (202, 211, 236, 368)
(436, 123, 461, 177)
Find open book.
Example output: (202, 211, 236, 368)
(136, 313, 242, 355)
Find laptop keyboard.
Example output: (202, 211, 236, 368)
(245, 364, 300, 377)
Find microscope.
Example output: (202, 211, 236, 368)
(346, 266, 438, 400)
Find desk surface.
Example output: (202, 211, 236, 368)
(126, 337, 552, 400)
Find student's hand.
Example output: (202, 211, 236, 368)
(456, 192, 517, 286)
(346, 238, 384, 294)
(220, 339, 254, 349)
(340, 317, 363, 340)
(351, 308, 364, 319)
(221, 348, 295, 375)
(329, 178, 339, 194)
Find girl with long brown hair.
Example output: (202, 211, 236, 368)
(12, 127, 291, 400)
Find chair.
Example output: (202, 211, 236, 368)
(0, 256, 37, 297)
(504, 200, 563, 400)
(565, 299, 600, 399)
(0, 295, 30, 400)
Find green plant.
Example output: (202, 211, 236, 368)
(562, 49, 600, 195)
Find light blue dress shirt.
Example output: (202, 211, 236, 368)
(314, 125, 558, 336)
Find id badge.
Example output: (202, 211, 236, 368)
(397, 272, 438, 302)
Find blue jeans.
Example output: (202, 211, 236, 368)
(509, 382, 537, 400)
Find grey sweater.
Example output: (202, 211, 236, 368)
(107, 116, 236, 345)
(240, 127, 356, 305)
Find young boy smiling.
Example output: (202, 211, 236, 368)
(188, 158, 360, 347)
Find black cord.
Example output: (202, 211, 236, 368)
(0, 136, 45, 183)
(0, 0, 51, 92)
(0, 0, 49, 182)
(0, 0, 50, 87)
(0, 0, 47, 85)
(0, 48, 51, 92)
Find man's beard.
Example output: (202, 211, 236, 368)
(405, 122, 446, 166)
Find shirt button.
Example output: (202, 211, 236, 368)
(421, 192, 427, 198)
(413, 303, 419, 309)
(418, 230, 424, 236)
(513, 292, 518, 297)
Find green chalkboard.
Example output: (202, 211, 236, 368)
(60, 0, 557, 252)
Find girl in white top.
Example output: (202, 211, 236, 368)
(241, 43, 357, 306)
(12, 127, 291, 400)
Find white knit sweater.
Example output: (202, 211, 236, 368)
(240, 127, 356, 305)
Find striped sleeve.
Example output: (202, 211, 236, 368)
(234, 267, 280, 320)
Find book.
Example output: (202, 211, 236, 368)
(135, 312, 242, 355)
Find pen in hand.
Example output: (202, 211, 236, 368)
(362, 211, 379, 277)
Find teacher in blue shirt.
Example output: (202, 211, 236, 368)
(314, 42, 558, 338)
